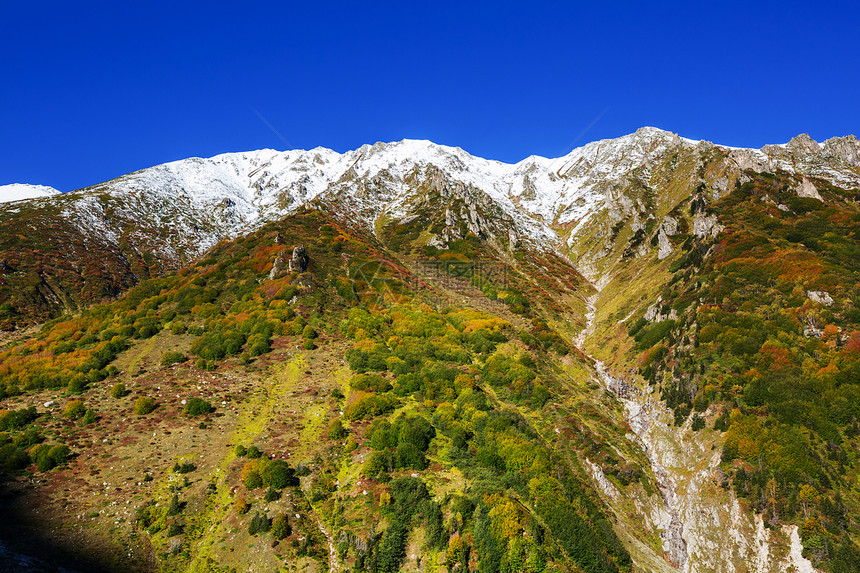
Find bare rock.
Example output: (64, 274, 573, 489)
(692, 213, 723, 239)
(729, 149, 767, 172)
(787, 133, 821, 155)
(796, 177, 823, 201)
(269, 250, 286, 280)
(288, 246, 309, 272)
(657, 228, 673, 260)
(807, 290, 833, 306)
(823, 134, 860, 166)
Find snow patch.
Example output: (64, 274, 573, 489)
(0, 183, 61, 204)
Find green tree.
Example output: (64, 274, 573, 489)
(272, 513, 291, 539)
(184, 397, 213, 416)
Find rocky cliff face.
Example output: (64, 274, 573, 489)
(593, 364, 816, 573)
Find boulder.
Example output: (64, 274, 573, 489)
(288, 246, 309, 272)
(796, 177, 823, 201)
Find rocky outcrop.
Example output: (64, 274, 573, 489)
(592, 363, 819, 573)
(823, 135, 860, 166)
(657, 216, 678, 260)
(692, 212, 723, 239)
(807, 290, 834, 306)
(729, 149, 767, 172)
(288, 245, 309, 272)
(796, 177, 823, 201)
(787, 133, 822, 155)
(269, 250, 286, 279)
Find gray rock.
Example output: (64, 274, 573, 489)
(288, 245, 309, 272)
(692, 213, 723, 239)
(269, 250, 286, 279)
(807, 290, 833, 306)
(729, 148, 767, 172)
(787, 133, 821, 155)
(796, 177, 823, 201)
(823, 134, 860, 166)
(657, 228, 673, 260)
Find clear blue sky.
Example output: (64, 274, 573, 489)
(2, 1, 858, 191)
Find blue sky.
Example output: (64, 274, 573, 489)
(2, 1, 858, 191)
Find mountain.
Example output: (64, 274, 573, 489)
(0, 183, 60, 204)
(2, 128, 859, 326)
(0, 128, 859, 573)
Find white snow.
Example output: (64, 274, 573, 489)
(3, 126, 858, 264)
(0, 184, 60, 204)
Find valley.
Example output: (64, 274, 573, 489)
(0, 129, 859, 572)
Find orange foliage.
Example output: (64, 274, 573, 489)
(756, 343, 792, 370)
(843, 330, 860, 355)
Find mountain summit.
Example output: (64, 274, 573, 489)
(2, 127, 857, 323)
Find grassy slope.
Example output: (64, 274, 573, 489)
(0, 206, 640, 573)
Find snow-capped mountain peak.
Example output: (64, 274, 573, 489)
(0, 183, 61, 204)
(3, 128, 858, 275)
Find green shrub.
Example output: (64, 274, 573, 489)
(82, 409, 97, 425)
(248, 512, 271, 535)
(264, 487, 281, 502)
(31, 443, 70, 472)
(67, 375, 87, 394)
(173, 460, 196, 474)
(167, 521, 183, 537)
(344, 393, 398, 420)
(110, 383, 127, 398)
(63, 400, 86, 420)
(167, 494, 182, 516)
(302, 325, 318, 339)
(244, 470, 263, 489)
(235, 444, 248, 457)
(184, 397, 213, 417)
(349, 374, 392, 393)
(0, 444, 30, 471)
(0, 406, 38, 431)
(161, 351, 187, 366)
(246, 445, 262, 459)
(327, 418, 348, 439)
(261, 460, 297, 489)
(134, 396, 157, 415)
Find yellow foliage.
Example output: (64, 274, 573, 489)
(489, 499, 522, 539)
(241, 459, 264, 481)
(462, 317, 510, 334)
(353, 338, 379, 351)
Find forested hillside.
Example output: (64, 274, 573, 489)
(611, 172, 860, 571)
(0, 208, 637, 573)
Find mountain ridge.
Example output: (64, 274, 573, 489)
(1, 127, 859, 326)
